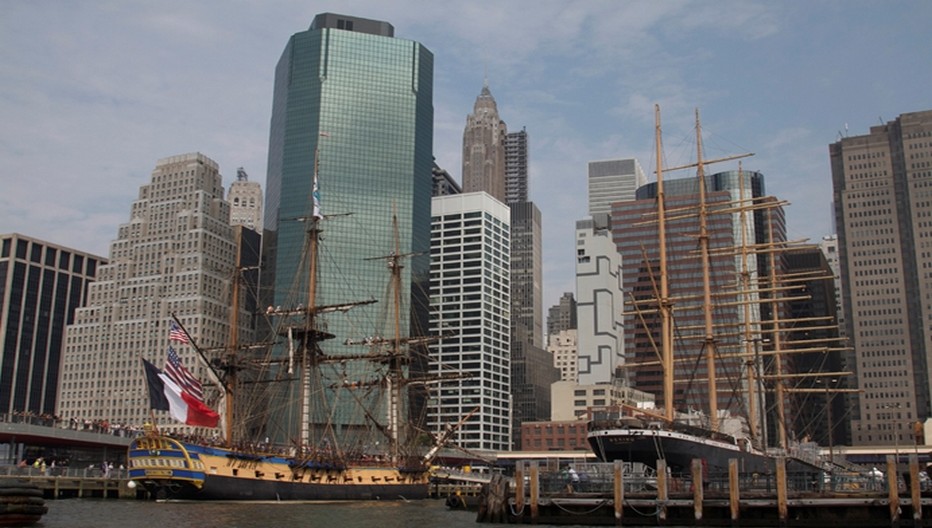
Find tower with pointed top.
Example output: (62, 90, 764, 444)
(462, 82, 507, 202)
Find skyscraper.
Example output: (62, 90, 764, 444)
(57, 153, 247, 432)
(504, 128, 528, 204)
(574, 214, 624, 385)
(0, 234, 103, 416)
(613, 171, 773, 425)
(263, 14, 434, 433)
(830, 109, 932, 446)
(429, 193, 511, 452)
(588, 158, 647, 216)
(462, 82, 506, 202)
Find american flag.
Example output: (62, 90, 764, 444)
(165, 346, 204, 402)
(169, 320, 190, 344)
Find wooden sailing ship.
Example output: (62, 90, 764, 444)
(127, 150, 453, 501)
(588, 106, 848, 475)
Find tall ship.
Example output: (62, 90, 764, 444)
(128, 159, 454, 501)
(588, 106, 840, 476)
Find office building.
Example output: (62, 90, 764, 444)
(612, 171, 777, 428)
(462, 82, 506, 202)
(263, 14, 434, 434)
(504, 128, 529, 204)
(547, 292, 577, 339)
(0, 234, 103, 417)
(227, 167, 263, 232)
(575, 214, 624, 385)
(429, 193, 511, 452)
(588, 158, 647, 216)
(830, 110, 932, 446)
(549, 329, 578, 383)
(57, 153, 248, 432)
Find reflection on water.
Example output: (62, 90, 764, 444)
(38, 499, 478, 528)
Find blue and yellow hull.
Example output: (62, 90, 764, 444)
(128, 435, 430, 501)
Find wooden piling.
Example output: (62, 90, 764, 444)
(910, 454, 922, 522)
(775, 456, 787, 524)
(515, 461, 525, 516)
(657, 459, 668, 523)
(728, 458, 740, 523)
(887, 455, 900, 525)
(692, 458, 704, 521)
(529, 461, 539, 523)
(613, 460, 623, 524)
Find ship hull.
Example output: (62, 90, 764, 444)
(588, 426, 776, 475)
(128, 435, 429, 501)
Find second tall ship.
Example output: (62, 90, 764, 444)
(588, 106, 838, 476)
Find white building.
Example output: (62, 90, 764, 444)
(429, 192, 512, 452)
(550, 380, 654, 421)
(548, 328, 578, 382)
(227, 167, 263, 232)
(57, 153, 249, 434)
(587, 158, 646, 216)
(575, 214, 624, 385)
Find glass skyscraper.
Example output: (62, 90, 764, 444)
(263, 14, 434, 436)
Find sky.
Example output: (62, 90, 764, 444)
(2, 1, 931, 312)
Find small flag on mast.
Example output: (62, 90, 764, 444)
(169, 320, 190, 344)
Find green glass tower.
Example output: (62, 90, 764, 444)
(263, 14, 433, 441)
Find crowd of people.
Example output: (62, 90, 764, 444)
(4, 410, 145, 438)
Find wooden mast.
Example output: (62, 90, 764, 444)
(655, 104, 675, 421)
(224, 241, 241, 447)
(694, 108, 720, 432)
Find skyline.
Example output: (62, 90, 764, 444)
(3, 1, 931, 311)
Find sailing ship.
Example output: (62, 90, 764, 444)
(587, 106, 839, 476)
(127, 153, 451, 501)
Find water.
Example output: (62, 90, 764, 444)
(37, 499, 480, 528)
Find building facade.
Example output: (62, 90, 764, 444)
(227, 167, 264, 232)
(429, 193, 511, 452)
(263, 13, 434, 433)
(830, 110, 932, 446)
(0, 234, 103, 417)
(574, 214, 624, 385)
(613, 171, 779, 436)
(504, 128, 528, 204)
(547, 292, 577, 340)
(57, 153, 246, 433)
(549, 328, 578, 383)
(587, 158, 647, 217)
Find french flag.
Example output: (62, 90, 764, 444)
(143, 359, 219, 428)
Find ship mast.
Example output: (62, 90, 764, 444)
(694, 109, 720, 432)
(654, 104, 675, 421)
(224, 250, 241, 447)
(386, 213, 405, 465)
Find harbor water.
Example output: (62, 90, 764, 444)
(38, 499, 484, 528)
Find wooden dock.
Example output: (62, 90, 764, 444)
(476, 454, 932, 526)
(12, 476, 133, 499)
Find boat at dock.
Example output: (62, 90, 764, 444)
(128, 154, 455, 501)
(587, 106, 838, 477)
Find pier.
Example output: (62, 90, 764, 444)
(475, 454, 932, 526)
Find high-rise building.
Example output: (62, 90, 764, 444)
(429, 193, 511, 452)
(588, 158, 647, 216)
(0, 234, 103, 417)
(549, 329, 578, 382)
(830, 110, 932, 446)
(432, 162, 461, 197)
(263, 14, 434, 433)
(228, 167, 264, 232)
(504, 128, 528, 204)
(547, 292, 577, 338)
(613, 171, 775, 424)
(575, 213, 624, 385)
(57, 153, 248, 432)
(462, 82, 506, 202)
